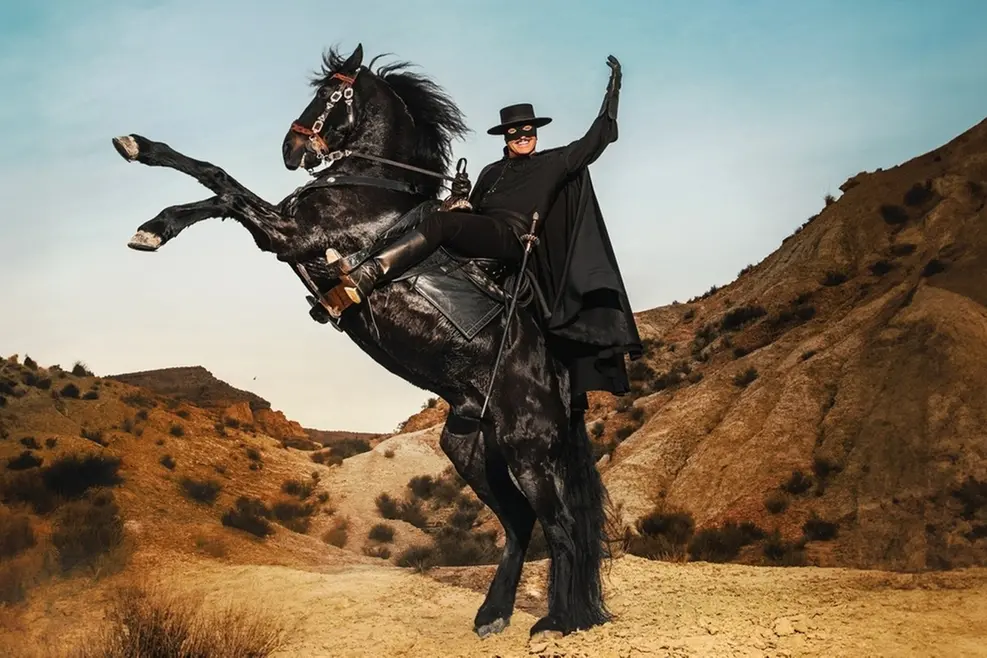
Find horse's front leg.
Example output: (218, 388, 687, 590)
(128, 197, 228, 251)
(112, 133, 297, 254)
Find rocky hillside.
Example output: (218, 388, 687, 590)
(109, 365, 271, 411)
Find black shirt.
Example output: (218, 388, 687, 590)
(469, 110, 617, 235)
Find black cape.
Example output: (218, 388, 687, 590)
(527, 163, 643, 399)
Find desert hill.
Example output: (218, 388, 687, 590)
(109, 365, 271, 412)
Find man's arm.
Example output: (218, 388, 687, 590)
(560, 55, 622, 175)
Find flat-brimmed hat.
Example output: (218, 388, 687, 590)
(486, 103, 553, 135)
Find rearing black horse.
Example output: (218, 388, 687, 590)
(114, 44, 612, 639)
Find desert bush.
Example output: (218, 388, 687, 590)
(375, 492, 401, 519)
(330, 437, 372, 459)
(811, 456, 842, 480)
(764, 491, 788, 514)
(763, 530, 807, 566)
(281, 478, 314, 499)
(733, 368, 759, 388)
(83, 390, 99, 400)
(879, 204, 909, 225)
(363, 545, 392, 559)
(322, 516, 349, 547)
(245, 447, 261, 461)
(615, 396, 633, 412)
(71, 361, 92, 377)
(21, 437, 43, 450)
(407, 475, 435, 500)
(60, 383, 81, 398)
(398, 499, 429, 529)
(720, 305, 766, 331)
(51, 489, 126, 572)
(903, 181, 934, 206)
(869, 260, 894, 276)
(45, 437, 57, 449)
(169, 424, 185, 437)
(821, 270, 848, 286)
(921, 259, 946, 277)
(781, 470, 813, 495)
(383, 448, 395, 458)
(159, 454, 176, 470)
(193, 534, 228, 558)
(395, 545, 437, 572)
(589, 421, 605, 439)
(614, 426, 635, 442)
(890, 242, 917, 257)
(687, 520, 764, 563)
(271, 500, 315, 533)
(176, 409, 190, 419)
(310, 449, 342, 466)
(43, 453, 123, 500)
(800, 350, 817, 361)
(626, 360, 655, 383)
(6, 450, 43, 471)
(432, 526, 500, 566)
(120, 417, 135, 434)
(368, 523, 395, 543)
(72, 585, 285, 658)
(627, 509, 695, 560)
(802, 516, 839, 541)
(0, 507, 36, 558)
(629, 406, 645, 423)
(180, 477, 222, 505)
(221, 497, 273, 538)
(950, 476, 987, 520)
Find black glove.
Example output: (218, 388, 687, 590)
(604, 55, 621, 120)
(450, 172, 471, 198)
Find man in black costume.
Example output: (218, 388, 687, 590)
(329, 55, 642, 401)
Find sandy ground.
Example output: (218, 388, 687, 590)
(15, 552, 983, 658)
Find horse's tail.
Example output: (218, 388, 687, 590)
(559, 407, 613, 629)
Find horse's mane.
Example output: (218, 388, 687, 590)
(314, 47, 470, 195)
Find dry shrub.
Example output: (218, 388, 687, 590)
(72, 585, 285, 658)
(395, 545, 437, 573)
(280, 478, 314, 499)
(271, 500, 315, 533)
(179, 478, 222, 505)
(362, 545, 391, 559)
(407, 475, 435, 500)
(763, 530, 807, 566)
(309, 450, 342, 466)
(687, 520, 764, 563)
(368, 523, 395, 543)
(432, 526, 500, 566)
(375, 492, 401, 519)
(329, 437, 372, 459)
(397, 499, 428, 529)
(221, 497, 273, 538)
(50, 489, 126, 574)
(626, 508, 695, 561)
(322, 516, 349, 548)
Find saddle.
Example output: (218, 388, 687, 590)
(302, 197, 546, 340)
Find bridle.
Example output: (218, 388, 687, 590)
(288, 69, 464, 185)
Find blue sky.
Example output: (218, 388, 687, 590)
(2, 1, 986, 432)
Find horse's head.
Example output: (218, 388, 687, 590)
(282, 44, 366, 171)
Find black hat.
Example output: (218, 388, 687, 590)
(486, 103, 553, 135)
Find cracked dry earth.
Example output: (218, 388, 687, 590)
(33, 552, 982, 658)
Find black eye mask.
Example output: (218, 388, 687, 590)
(504, 124, 537, 143)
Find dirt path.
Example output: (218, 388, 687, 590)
(147, 555, 987, 658)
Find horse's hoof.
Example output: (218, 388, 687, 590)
(474, 616, 510, 638)
(112, 135, 140, 161)
(529, 616, 569, 637)
(128, 230, 161, 251)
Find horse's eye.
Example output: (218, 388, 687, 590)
(317, 87, 329, 99)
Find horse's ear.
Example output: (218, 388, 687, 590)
(343, 43, 364, 72)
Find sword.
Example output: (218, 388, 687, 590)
(479, 211, 540, 419)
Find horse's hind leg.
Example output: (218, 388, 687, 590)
(440, 409, 537, 638)
(499, 391, 612, 637)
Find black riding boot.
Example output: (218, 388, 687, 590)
(324, 229, 432, 314)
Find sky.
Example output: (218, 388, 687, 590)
(2, 0, 986, 433)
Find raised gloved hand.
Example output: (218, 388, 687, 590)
(450, 172, 471, 198)
(604, 55, 621, 120)
(606, 55, 621, 91)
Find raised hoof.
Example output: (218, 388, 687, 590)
(127, 230, 162, 251)
(529, 616, 570, 638)
(112, 135, 140, 161)
(474, 616, 510, 639)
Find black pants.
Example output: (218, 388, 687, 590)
(416, 210, 524, 263)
